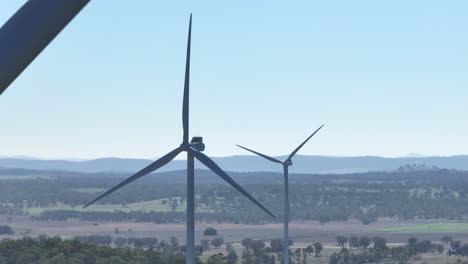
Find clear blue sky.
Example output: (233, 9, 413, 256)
(0, 0, 467, 159)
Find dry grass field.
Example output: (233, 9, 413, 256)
(3, 216, 468, 244)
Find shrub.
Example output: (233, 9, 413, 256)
(0, 225, 14, 235)
(203, 227, 217, 236)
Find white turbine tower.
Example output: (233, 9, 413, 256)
(237, 125, 324, 264)
(84, 15, 275, 264)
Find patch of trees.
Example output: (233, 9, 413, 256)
(267, 238, 294, 253)
(238, 238, 319, 263)
(0, 225, 14, 235)
(74, 235, 112, 246)
(329, 236, 444, 264)
(447, 239, 468, 257)
(0, 205, 23, 215)
(0, 235, 236, 264)
(0, 236, 187, 264)
(204, 243, 238, 264)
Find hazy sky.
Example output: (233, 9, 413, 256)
(0, 0, 467, 159)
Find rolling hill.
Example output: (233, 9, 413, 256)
(0, 155, 467, 174)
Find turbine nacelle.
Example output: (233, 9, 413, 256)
(190, 136, 205, 152)
(285, 159, 293, 166)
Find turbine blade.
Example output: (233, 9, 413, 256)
(190, 149, 275, 219)
(236, 145, 283, 164)
(288, 124, 324, 161)
(0, 0, 89, 95)
(182, 14, 192, 143)
(84, 147, 182, 208)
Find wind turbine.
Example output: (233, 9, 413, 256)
(0, 0, 90, 95)
(237, 125, 324, 264)
(84, 15, 275, 264)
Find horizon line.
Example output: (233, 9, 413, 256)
(1, 153, 468, 162)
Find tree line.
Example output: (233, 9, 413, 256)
(2, 234, 468, 264)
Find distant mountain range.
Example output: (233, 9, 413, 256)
(0, 155, 468, 174)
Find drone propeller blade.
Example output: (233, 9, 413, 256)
(182, 14, 192, 143)
(189, 148, 275, 218)
(236, 145, 283, 164)
(84, 147, 182, 208)
(0, 0, 89, 95)
(287, 125, 324, 161)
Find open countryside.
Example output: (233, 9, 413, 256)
(1, 0, 468, 263)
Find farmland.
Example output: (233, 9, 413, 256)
(2, 166, 468, 225)
(3, 216, 468, 263)
(3, 216, 468, 245)
(377, 223, 468, 234)
(2, 166, 468, 263)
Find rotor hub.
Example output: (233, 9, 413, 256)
(285, 160, 293, 166)
(190, 136, 205, 151)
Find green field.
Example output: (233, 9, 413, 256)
(25, 197, 215, 215)
(25, 198, 182, 215)
(377, 222, 468, 233)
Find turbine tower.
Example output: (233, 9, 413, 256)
(84, 15, 275, 264)
(237, 125, 324, 264)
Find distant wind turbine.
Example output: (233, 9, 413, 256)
(84, 15, 275, 264)
(0, 0, 90, 95)
(237, 125, 324, 264)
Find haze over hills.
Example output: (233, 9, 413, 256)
(1, 155, 468, 174)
